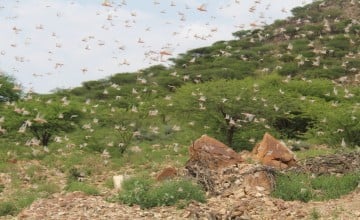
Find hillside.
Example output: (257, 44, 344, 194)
(0, 0, 360, 218)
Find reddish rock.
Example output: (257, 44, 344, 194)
(185, 135, 244, 171)
(156, 167, 177, 181)
(252, 133, 296, 169)
(243, 170, 273, 192)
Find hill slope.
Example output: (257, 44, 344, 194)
(0, 0, 360, 218)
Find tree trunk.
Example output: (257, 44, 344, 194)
(227, 125, 236, 148)
(41, 132, 51, 146)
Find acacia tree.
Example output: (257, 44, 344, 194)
(163, 75, 318, 151)
(29, 115, 78, 146)
(31, 100, 83, 146)
(2, 95, 83, 146)
(0, 74, 21, 102)
(159, 78, 271, 150)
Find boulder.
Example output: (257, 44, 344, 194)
(252, 133, 296, 169)
(156, 167, 177, 181)
(243, 170, 273, 193)
(185, 135, 244, 172)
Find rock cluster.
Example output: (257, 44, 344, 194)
(184, 133, 297, 192)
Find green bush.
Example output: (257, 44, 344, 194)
(326, 35, 351, 51)
(272, 172, 360, 202)
(303, 67, 345, 79)
(148, 179, 206, 207)
(278, 63, 299, 76)
(118, 177, 205, 209)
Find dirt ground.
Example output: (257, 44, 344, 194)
(5, 184, 358, 220)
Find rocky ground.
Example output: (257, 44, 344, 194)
(5, 184, 359, 220)
(2, 135, 359, 220)
(9, 159, 360, 220)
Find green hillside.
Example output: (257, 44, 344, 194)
(0, 0, 359, 216)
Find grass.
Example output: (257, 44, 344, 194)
(65, 181, 100, 195)
(310, 208, 321, 220)
(294, 147, 353, 160)
(0, 202, 17, 216)
(271, 172, 360, 202)
(118, 176, 206, 209)
(0, 184, 60, 217)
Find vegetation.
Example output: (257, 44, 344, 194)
(0, 74, 21, 102)
(0, 0, 360, 216)
(118, 176, 205, 209)
(271, 172, 360, 202)
(65, 182, 100, 196)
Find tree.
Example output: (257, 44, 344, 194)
(162, 75, 324, 151)
(161, 78, 272, 150)
(29, 114, 78, 146)
(0, 74, 21, 103)
(2, 96, 82, 146)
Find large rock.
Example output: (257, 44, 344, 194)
(185, 135, 244, 172)
(252, 133, 296, 169)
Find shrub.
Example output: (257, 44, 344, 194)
(109, 73, 137, 85)
(303, 67, 345, 79)
(147, 179, 206, 207)
(118, 177, 205, 209)
(118, 177, 153, 207)
(278, 63, 299, 76)
(272, 172, 360, 202)
(310, 208, 321, 220)
(326, 35, 350, 51)
(0, 202, 17, 216)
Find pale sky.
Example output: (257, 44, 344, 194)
(0, 0, 311, 93)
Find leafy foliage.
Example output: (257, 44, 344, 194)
(0, 74, 21, 102)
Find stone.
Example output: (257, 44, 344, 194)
(156, 167, 177, 181)
(113, 175, 127, 191)
(185, 135, 244, 171)
(252, 133, 296, 169)
(243, 170, 273, 193)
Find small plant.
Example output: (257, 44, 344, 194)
(118, 130, 133, 154)
(65, 182, 100, 195)
(147, 179, 206, 207)
(36, 183, 61, 196)
(117, 177, 154, 208)
(104, 177, 114, 189)
(310, 208, 320, 220)
(68, 167, 84, 182)
(0, 202, 17, 216)
(118, 177, 206, 209)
